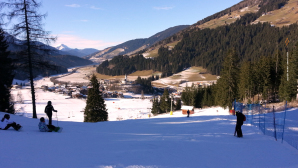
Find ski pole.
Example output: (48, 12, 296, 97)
(56, 112, 59, 127)
(46, 114, 49, 125)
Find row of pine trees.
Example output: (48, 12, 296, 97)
(179, 46, 298, 110)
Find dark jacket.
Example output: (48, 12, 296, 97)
(236, 112, 244, 125)
(44, 105, 57, 114)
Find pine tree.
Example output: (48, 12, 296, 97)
(84, 75, 108, 122)
(159, 88, 171, 113)
(279, 47, 298, 101)
(257, 56, 273, 100)
(215, 49, 239, 109)
(0, 28, 15, 113)
(272, 49, 283, 102)
(181, 85, 192, 105)
(181, 84, 198, 107)
(239, 61, 253, 101)
(175, 98, 181, 110)
(151, 97, 160, 115)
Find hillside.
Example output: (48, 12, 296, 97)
(13, 54, 94, 80)
(96, 0, 297, 77)
(4, 34, 95, 80)
(48, 55, 94, 68)
(143, 0, 291, 58)
(85, 25, 189, 63)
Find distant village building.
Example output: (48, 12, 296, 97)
(181, 106, 194, 115)
(122, 74, 127, 84)
(11, 85, 22, 89)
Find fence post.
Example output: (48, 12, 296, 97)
(258, 104, 261, 131)
(273, 106, 277, 141)
(264, 105, 266, 135)
(281, 101, 287, 143)
(249, 104, 252, 125)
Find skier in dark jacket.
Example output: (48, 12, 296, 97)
(187, 110, 190, 117)
(44, 101, 57, 126)
(235, 111, 244, 137)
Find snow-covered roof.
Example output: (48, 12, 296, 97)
(181, 105, 194, 110)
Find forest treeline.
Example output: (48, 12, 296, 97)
(180, 47, 298, 110)
(151, 43, 298, 114)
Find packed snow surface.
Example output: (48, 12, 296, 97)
(2, 105, 298, 168)
(4, 76, 298, 168)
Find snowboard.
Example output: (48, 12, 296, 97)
(54, 127, 63, 133)
(16, 124, 22, 132)
(17, 126, 23, 132)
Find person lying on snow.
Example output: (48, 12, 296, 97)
(38, 117, 56, 132)
(0, 114, 22, 131)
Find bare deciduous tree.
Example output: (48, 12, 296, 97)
(0, 0, 58, 118)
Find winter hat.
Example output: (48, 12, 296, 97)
(40, 117, 45, 122)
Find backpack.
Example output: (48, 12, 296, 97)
(243, 115, 246, 121)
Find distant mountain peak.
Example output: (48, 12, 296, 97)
(56, 44, 72, 51)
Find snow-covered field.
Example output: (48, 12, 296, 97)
(12, 77, 153, 122)
(3, 73, 298, 168)
(1, 107, 298, 168)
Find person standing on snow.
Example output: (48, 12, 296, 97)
(44, 101, 57, 126)
(187, 109, 190, 117)
(235, 111, 244, 137)
(0, 114, 22, 131)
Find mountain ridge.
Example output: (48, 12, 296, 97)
(85, 25, 189, 63)
(56, 44, 99, 57)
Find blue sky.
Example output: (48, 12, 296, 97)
(39, 0, 242, 50)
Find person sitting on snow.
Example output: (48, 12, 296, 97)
(0, 114, 22, 131)
(38, 117, 56, 132)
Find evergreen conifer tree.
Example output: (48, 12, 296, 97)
(239, 61, 253, 101)
(84, 75, 108, 122)
(159, 88, 171, 113)
(215, 49, 239, 109)
(272, 50, 283, 102)
(279, 47, 298, 101)
(0, 28, 14, 113)
(151, 97, 160, 115)
(175, 98, 181, 110)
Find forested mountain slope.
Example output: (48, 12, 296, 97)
(144, 0, 290, 58)
(85, 25, 189, 63)
(96, 0, 296, 76)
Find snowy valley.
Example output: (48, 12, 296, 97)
(2, 70, 298, 168)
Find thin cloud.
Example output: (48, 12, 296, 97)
(65, 4, 80, 8)
(53, 34, 121, 50)
(90, 6, 103, 10)
(61, 31, 75, 34)
(153, 6, 174, 10)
